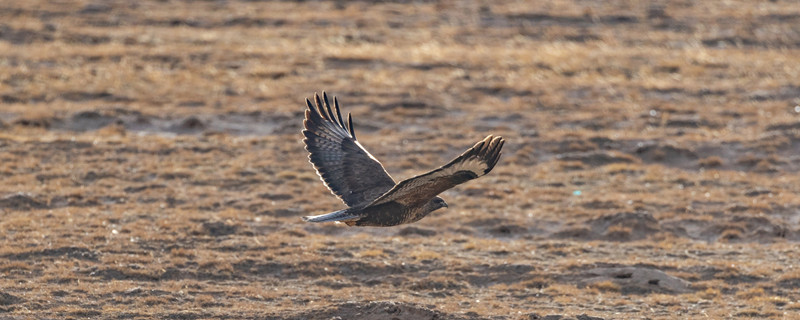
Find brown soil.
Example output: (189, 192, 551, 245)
(2, 0, 800, 319)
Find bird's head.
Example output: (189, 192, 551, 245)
(431, 197, 448, 211)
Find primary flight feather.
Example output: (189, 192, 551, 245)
(302, 92, 505, 227)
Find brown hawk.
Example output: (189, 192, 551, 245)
(301, 92, 505, 227)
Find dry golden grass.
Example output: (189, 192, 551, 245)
(1, 0, 799, 319)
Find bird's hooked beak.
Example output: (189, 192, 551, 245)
(442, 201, 449, 208)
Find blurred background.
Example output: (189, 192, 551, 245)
(1, 0, 799, 319)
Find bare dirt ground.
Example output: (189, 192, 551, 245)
(1, 0, 800, 319)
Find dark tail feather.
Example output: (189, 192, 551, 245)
(302, 208, 359, 223)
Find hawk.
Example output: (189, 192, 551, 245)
(301, 92, 505, 227)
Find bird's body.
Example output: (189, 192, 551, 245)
(301, 92, 504, 227)
(307, 199, 442, 227)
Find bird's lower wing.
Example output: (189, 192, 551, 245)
(368, 135, 505, 207)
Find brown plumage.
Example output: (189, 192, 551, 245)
(301, 92, 505, 227)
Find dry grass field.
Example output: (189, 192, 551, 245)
(1, 0, 800, 319)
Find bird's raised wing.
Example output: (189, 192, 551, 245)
(302, 92, 396, 207)
(368, 135, 504, 207)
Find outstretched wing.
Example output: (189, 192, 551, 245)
(368, 135, 505, 207)
(302, 92, 396, 207)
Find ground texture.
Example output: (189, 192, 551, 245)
(1, 0, 800, 319)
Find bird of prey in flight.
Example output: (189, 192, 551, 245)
(301, 92, 504, 227)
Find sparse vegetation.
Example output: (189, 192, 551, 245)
(0, 0, 799, 319)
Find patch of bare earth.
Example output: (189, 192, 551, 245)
(1, 0, 799, 319)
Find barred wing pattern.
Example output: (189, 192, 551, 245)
(368, 135, 504, 208)
(302, 92, 396, 208)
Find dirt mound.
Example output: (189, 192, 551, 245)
(573, 266, 692, 294)
(288, 301, 457, 320)
(555, 212, 659, 241)
(0, 193, 47, 210)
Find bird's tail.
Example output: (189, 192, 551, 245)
(302, 208, 359, 223)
